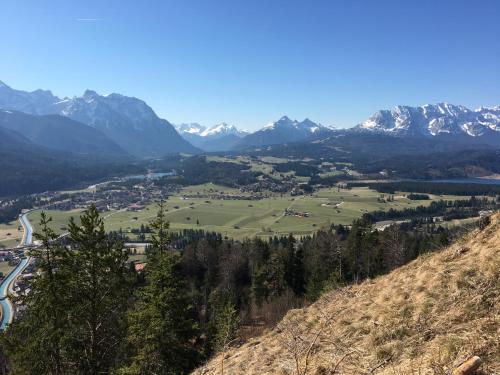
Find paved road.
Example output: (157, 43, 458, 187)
(0, 213, 33, 330)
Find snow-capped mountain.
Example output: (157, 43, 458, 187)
(0, 81, 198, 158)
(176, 122, 248, 151)
(238, 116, 333, 147)
(0, 80, 59, 115)
(175, 123, 206, 135)
(200, 123, 248, 138)
(176, 122, 247, 139)
(358, 103, 500, 138)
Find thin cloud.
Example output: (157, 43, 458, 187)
(76, 18, 105, 22)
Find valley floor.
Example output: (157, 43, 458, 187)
(27, 184, 474, 240)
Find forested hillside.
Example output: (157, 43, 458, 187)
(0, 127, 142, 197)
(3, 202, 490, 373)
(195, 214, 499, 374)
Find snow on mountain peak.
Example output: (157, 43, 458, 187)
(261, 116, 329, 134)
(175, 123, 206, 135)
(175, 122, 246, 139)
(201, 122, 244, 137)
(358, 103, 500, 137)
(83, 89, 99, 98)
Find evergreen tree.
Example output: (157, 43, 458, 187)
(345, 217, 372, 281)
(283, 235, 305, 296)
(3, 212, 71, 374)
(4, 206, 130, 374)
(120, 201, 200, 375)
(63, 204, 131, 374)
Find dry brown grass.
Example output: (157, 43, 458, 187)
(193, 213, 500, 375)
(0, 226, 22, 247)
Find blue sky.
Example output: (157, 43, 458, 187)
(1, 0, 499, 130)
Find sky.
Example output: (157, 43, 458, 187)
(1, 0, 499, 131)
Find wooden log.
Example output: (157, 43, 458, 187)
(452, 356, 482, 375)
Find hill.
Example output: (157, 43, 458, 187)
(240, 132, 500, 179)
(0, 127, 141, 197)
(0, 110, 128, 158)
(195, 214, 499, 374)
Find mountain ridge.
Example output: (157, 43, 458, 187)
(0, 110, 129, 158)
(2, 79, 499, 153)
(237, 116, 333, 147)
(357, 102, 500, 138)
(175, 122, 248, 151)
(0, 81, 198, 158)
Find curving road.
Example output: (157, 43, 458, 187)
(0, 213, 33, 330)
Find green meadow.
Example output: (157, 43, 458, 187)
(28, 183, 471, 240)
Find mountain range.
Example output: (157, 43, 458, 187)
(237, 116, 333, 147)
(1, 80, 499, 158)
(0, 110, 127, 158)
(175, 122, 248, 151)
(0, 80, 197, 158)
(357, 103, 500, 141)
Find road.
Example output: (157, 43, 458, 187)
(0, 213, 33, 330)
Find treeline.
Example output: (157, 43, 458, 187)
(273, 162, 320, 177)
(1, 204, 466, 374)
(242, 133, 500, 181)
(347, 180, 500, 196)
(309, 173, 352, 186)
(0, 142, 144, 197)
(363, 197, 497, 222)
(154, 156, 261, 187)
(0, 197, 37, 224)
(354, 148, 500, 180)
(407, 193, 430, 200)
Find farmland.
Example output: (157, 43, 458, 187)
(0, 220, 23, 249)
(28, 183, 472, 240)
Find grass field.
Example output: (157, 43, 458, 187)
(0, 220, 23, 248)
(28, 184, 472, 240)
(0, 261, 15, 277)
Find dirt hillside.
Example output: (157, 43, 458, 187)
(194, 214, 499, 374)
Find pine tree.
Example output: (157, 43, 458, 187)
(3, 212, 71, 374)
(283, 235, 305, 295)
(120, 201, 200, 374)
(63, 204, 131, 374)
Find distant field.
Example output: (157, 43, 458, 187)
(0, 261, 15, 277)
(28, 209, 83, 235)
(28, 183, 471, 240)
(0, 220, 23, 248)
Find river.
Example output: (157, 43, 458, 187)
(0, 213, 33, 330)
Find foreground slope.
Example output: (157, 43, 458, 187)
(195, 215, 499, 374)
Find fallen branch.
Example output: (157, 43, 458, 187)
(452, 356, 482, 375)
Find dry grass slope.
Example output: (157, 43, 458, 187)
(194, 214, 500, 375)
